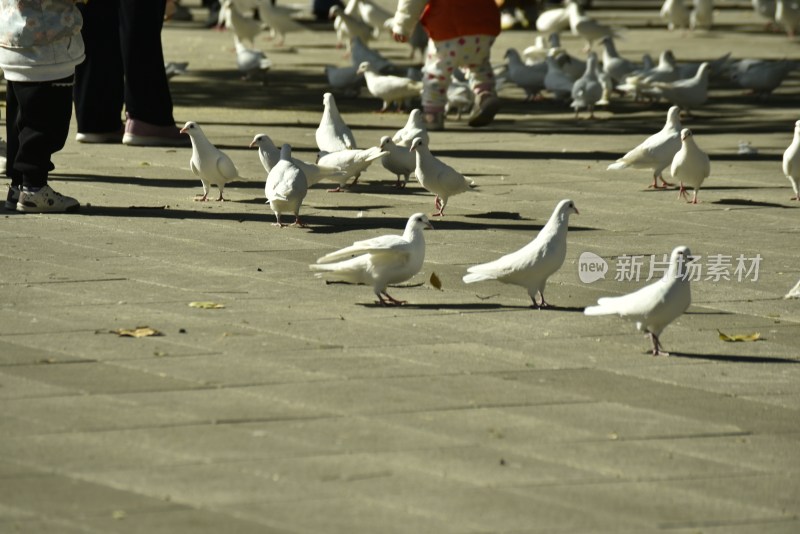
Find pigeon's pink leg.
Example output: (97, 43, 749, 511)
(194, 194, 209, 201)
(292, 216, 307, 228)
(649, 332, 670, 356)
(677, 182, 689, 201)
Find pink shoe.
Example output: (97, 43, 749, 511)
(122, 113, 191, 147)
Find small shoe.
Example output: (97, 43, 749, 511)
(468, 93, 501, 128)
(76, 127, 124, 144)
(16, 185, 79, 213)
(4, 184, 20, 210)
(423, 111, 445, 131)
(122, 113, 191, 147)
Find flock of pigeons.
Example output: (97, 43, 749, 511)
(178, 0, 798, 356)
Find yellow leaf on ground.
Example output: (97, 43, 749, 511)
(718, 330, 762, 342)
(430, 272, 442, 290)
(189, 301, 226, 309)
(113, 326, 162, 338)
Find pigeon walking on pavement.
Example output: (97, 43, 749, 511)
(782, 119, 800, 200)
(257, 0, 306, 46)
(379, 136, 415, 188)
(671, 129, 710, 203)
(220, 0, 261, 47)
(357, 61, 423, 112)
(265, 144, 308, 227)
(181, 121, 240, 201)
(649, 62, 710, 115)
(310, 213, 434, 306)
(250, 134, 344, 186)
(584, 245, 694, 356)
(316, 92, 358, 153)
(607, 106, 683, 189)
(571, 52, 603, 118)
(660, 0, 691, 31)
(316, 146, 388, 191)
(410, 137, 475, 216)
(392, 108, 429, 147)
(463, 200, 579, 308)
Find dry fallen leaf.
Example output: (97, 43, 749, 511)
(112, 326, 162, 338)
(189, 301, 225, 309)
(430, 272, 442, 290)
(718, 330, 762, 342)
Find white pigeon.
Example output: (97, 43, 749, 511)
(566, 1, 618, 50)
(357, 61, 423, 112)
(445, 78, 475, 119)
(544, 54, 575, 101)
(649, 62, 710, 115)
(607, 105, 682, 189)
(265, 144, 308, 227)
(463, 199, 579, 308)
(730, 59, 797, 96)
(379, 136, 415, 188)
(671, 129, 710, 204)
(776, 0, 800, 38)
(660, 0, 691, 31)
(257, 0, 306, 46)
(334, 0, 359, 48)
(617, 50, 679, 100)
(324, 64, 363, 97)
(585, 246, 693, 356)
(782, 119, 800, 200)
(350, 36, 394, 74)
(410, 137, 475, 216)
(521, 35, 549, 63)
(505, 48, 547, 100)
(536, 5, 571, 34)
(599, 35, 637, 83)
(392, 108, 429, 148)
(354, 0, 392, 37)
(316, 146, 388, 191)
(316, 92, 357, 153)
(571, 52, 603, 119)
(784, 278, 800, 299)
(220, 0, 261, 47)
(234, 37, 271, 81)
(330, 5, 374, 49)
(691, 0, 714, 30)
(310, 212, 433, 306)
(180, 121, 240, 202)
(250, 134, 344, 187)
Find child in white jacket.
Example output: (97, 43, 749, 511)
(0, 0, 85, 212)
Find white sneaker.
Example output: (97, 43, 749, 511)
(16, 185, 79, 213)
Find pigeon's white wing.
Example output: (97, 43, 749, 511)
(268, 167, 304, 201)
(466, 246, 540, 281)
(189, 159, 200, 177)
(216, 153, 239, 180)
(317, 234, 410, 264)
(585, 280, 668, 318)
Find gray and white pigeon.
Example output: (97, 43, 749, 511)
(357, 61, 423, 112)
(671, 128, 711, 204)
(544, 54, 575, 101)
(350, 36, 394, 74)
(463, 199, 579, 308)
(180, 121, 240, 201)
(316, 146, 388, 191)
(379, 135, 415, 188)
(309, 212, 433, 306)
(505, 48, 547, 100)
(570, 52, 603, 118)
(410, 137, 475, 216)
(607, 105, 682, 188)
(265, 144, 308, 227)
(250, 133, 344, 186)
(585, 245, 693, 356)
(316, 92, 357, 153)
(599, 36, 637, 83)
(782, 119, 800, 200)
(649, 62, 710, 115)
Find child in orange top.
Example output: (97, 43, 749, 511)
(391, 0, 501, 130)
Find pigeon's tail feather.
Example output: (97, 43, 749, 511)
(309, 258, 370, 285)
(315, 245, 369, 264)
(583, 304, 615, 316)
(607, 160, 629, 171)
(463, 272, 497, 284)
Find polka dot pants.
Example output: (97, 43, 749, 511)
(422, 34, 496, 113)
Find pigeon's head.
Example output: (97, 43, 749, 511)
(279, 144, 293, 160)
(322, 92, 334, 107)
(666, 106, 682, 127)
(328, 5, 341, 18)
(697, 62, 710, 78)
(409, 108, 423, 123)
(556, 199, 579, 217)
(249, 133, 272, 149)
(680, 128, 693, 141)
(180, 121, 199, 135)
(356, 61, 372, 75)
(409, 137, 425, 152)
(670, 246, 694, 277)
(795, 120, 800, 132)
(409, 212, 434, 231)
(504, 48, 518, 60)
(379, 136, 392, 149)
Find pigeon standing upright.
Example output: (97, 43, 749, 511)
(357, 61, 423, 112)
(310, 213, 434, 306)
(671, 129, 711, 204)
(607, 105, 682, 189)
(410, 137, 475, 216)
(220, 0, 261, 47)
(257, 0, 306, 46)
(463, 199, 579, 308)
(691, 0, 714, 30)
(585, 246, 694, 356)
(180, 121, 240, 201)
(660, 0, 691, 31)
(505, 48, 547, 100)
(379, 136, 415, 188)
(782, 119, 800, 200)
(316, 92, 357, 153)
(571, 52, 603, 118)
(234, 37, 271, 81)
(649, 62, 710, 115)
(265, 144, 308, 227)
(392, 108, 429, 148)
